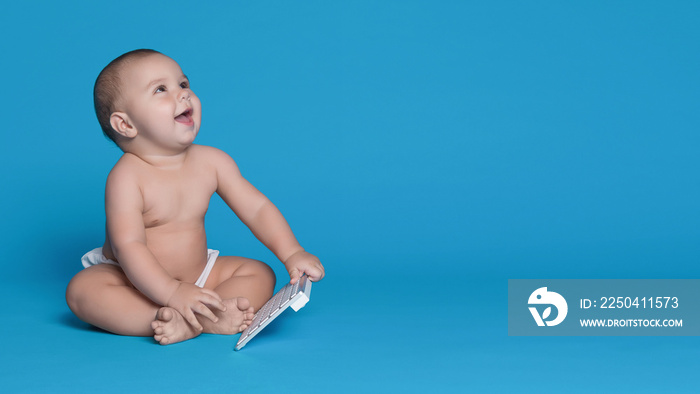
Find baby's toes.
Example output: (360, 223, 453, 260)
(235, 297, 251, 312)
(156, 307, 174, 322)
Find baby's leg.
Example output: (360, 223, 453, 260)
(197, 256, 276, 335)
(66, 264, 163, 336)
(67, 264, 202, 345)
(207, 256, 276, 309)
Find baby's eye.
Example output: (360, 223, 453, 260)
(180, 81, 189, 89)
(155, 85, 167, 93)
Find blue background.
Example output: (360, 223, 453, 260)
(1, 0, 699, 392)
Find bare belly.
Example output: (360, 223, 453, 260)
(103, 224, 209, 284)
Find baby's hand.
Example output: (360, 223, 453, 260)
(284, 250, 325, 284)
(166, 282, 226, 331)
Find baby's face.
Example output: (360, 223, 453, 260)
(117, 53, 202, 153)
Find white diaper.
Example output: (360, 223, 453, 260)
(81, 247, 220, 288)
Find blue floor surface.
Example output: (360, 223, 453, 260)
(2, 261, 700, 392)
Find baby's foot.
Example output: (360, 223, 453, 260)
(202, 297, 255, 335)
(151, 307, 201, 345)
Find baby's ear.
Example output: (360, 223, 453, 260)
(110, 112, 137, 139)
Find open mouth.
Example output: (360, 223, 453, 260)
(175, 108, 194, 125)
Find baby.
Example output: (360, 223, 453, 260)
(66, 49, 325, 345)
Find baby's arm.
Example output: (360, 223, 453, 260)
(212, 149, 325, 283)
(105, 164, 225, 330)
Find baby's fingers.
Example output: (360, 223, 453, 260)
(289, 268, 301, 284)
(309, 268, 325, 282)
(199, 288, 222, 300)
(194, 303, 219, 324)
(301, 265, 325, 282)
(183, 309, 203, 332)
(199, 290, 227, 312)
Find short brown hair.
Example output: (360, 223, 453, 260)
(93, 49, 161, 147)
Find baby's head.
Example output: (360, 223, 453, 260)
(94, 49, 158, 146)
(94, 49, 200, 152)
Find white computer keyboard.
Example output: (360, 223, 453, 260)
(235, 274, 312, 351)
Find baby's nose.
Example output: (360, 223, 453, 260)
(179, 90, 191, 101)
